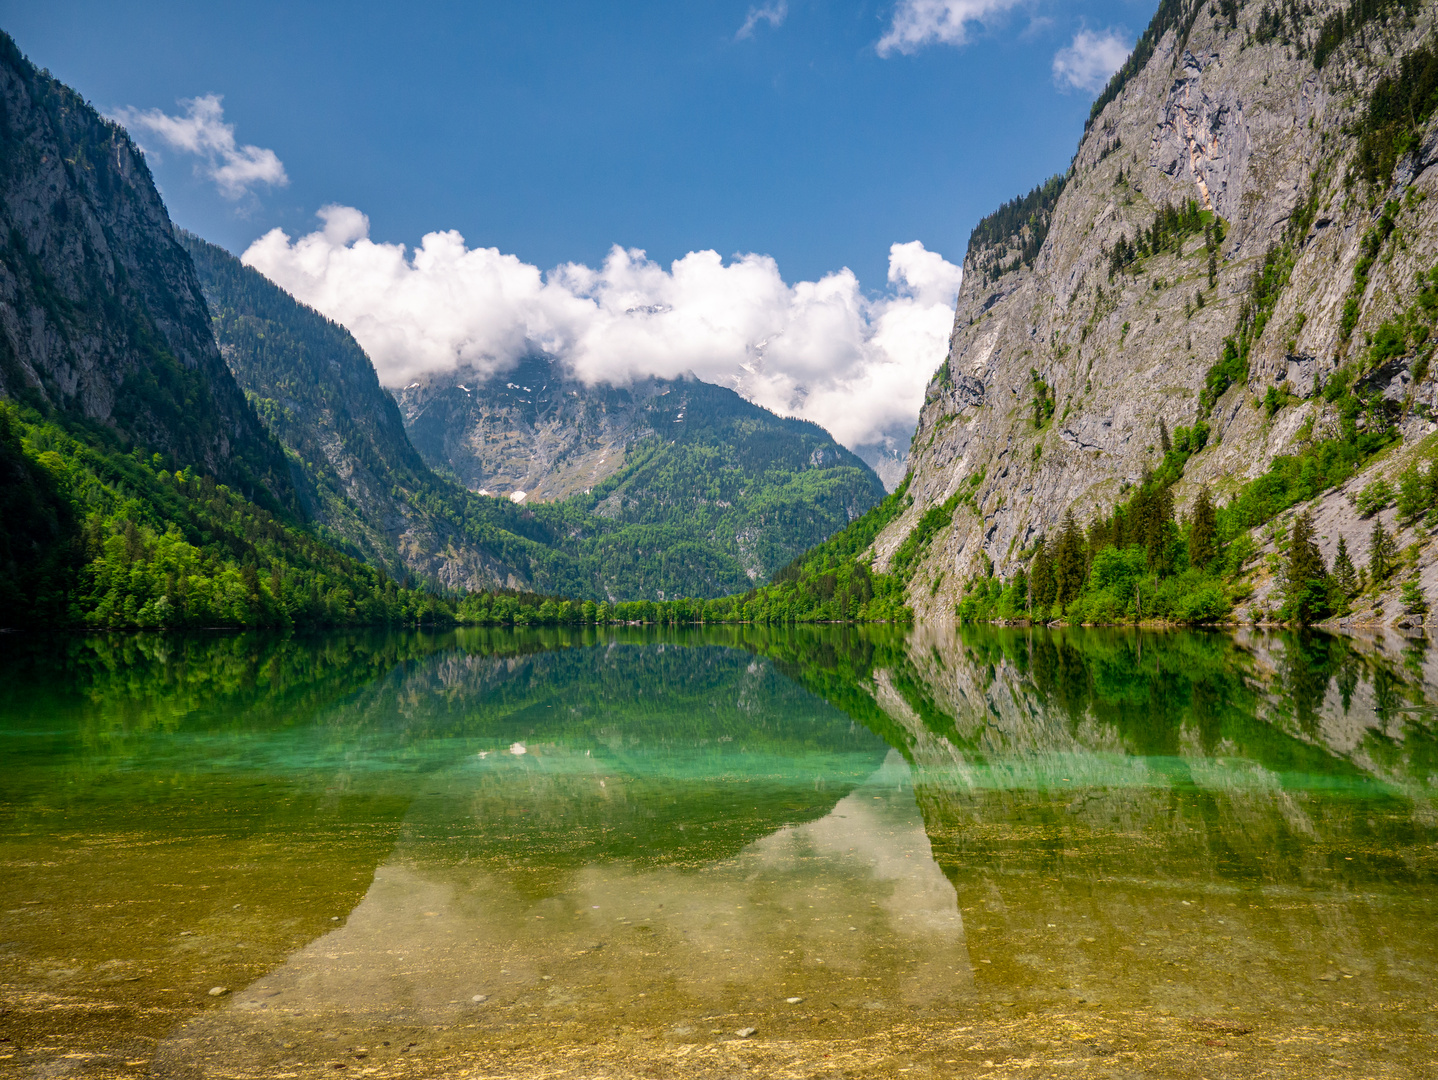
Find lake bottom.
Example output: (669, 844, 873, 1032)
(2, 627, 1436, 1077)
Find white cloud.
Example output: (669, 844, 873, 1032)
(242, 208, 961, 452)
(876, 0, 1027, 56)
(1051, 28, 1132, 93)
(111, 94, 288, 199)
(737, 0, 788, 39)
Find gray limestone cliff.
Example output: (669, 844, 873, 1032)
(394, 357, 679, 503)
(880, 0, 1438, 627)
(0, 33, 293, 510)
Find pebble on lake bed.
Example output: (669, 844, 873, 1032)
(785, 997, 804, 1004)
(207, 986, 227, 996)
(735, 1027, 756, 1038)
(471, 994, 488, 1003)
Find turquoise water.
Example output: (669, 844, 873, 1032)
(1, 625, 1436, 1078)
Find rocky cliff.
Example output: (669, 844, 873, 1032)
(394, 356, 673, 502)
(882, 0, 1438, 626)
(0, 33, 293, 510)
(179, 232, 529, 591)
(397, 358, 888, 586)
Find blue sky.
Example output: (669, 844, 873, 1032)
(3, 0, 1152, 454)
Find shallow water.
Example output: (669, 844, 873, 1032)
(1, 625, 1436, 1078)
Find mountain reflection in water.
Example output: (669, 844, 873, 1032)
(0, 625, 1434, 1078)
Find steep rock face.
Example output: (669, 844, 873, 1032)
(883, 0, 1438, 624)
(394, 357, 671, 501)
(0, 33, 292, 508)
(179, 233, 531, 592)
(397, 359, 888, 586)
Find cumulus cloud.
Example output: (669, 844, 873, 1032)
(242, 207, 961, 451)
(737, 0, 788, 39)
(1051, 28, 1132, 93)
(111, 94, 288, 199)
(876, 0, 1027, 56)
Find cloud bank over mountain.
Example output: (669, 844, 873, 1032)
(242, 207, 960, 453)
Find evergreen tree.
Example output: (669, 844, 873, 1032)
(1030, 538, 1057, 611)
(1141, 484, 1176, 572)
(1189, 485, 1217, 569)
(1158, 416, 1172, 454)
(1332, 536, 1357, 597)
(1368, 518, 1398, 585)
(1054, 511, 1088, 608)
(1283, 510, 1330, 623)
(1401, 576, 1429, 616)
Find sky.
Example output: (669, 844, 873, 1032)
(3, 0, 1152, 456)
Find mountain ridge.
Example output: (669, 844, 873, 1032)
(0, 32, 294, 512)
(878, 0, 1438, 627)
(178, 230, 538, 592)
(180, 234, 888, 600)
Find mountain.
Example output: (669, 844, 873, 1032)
(873, 0, 1438, 626)
(182, 233, 887, 598)
(395, 357, 672, 502)
(0, 33, 292, 512)
(178, 231, 538, 592)
(395, 359, 888, 586)
(0, 32, 469, 627)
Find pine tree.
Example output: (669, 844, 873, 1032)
(1332, 535, 1357, 597)
(1189, 485, 1217, 568)
(1284, 510, 1330, 623)
(1159, 416, 1172, 454)
(1141, 485, 1176, 573)
(1401, 576, 1428, 615)
(1030, 538, 1056, 610)
(1368, 518, 1398, 584)
(1054, 511, 1088, 608)
(1012, 566, 1030, 612)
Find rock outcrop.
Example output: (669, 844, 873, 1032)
(884, 0, 1438, 626)
(180, 232, 529, 592)
(394, 356, 676, 503)
(0, 33, 293, 510)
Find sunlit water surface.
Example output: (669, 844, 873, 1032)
(1, 625, 1436, 1078)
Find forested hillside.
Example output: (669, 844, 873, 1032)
(399, 359, 887, 589)
(0, 32, 293, 510)
(0, 400, 453, 627)
(564, 377, 887, 589)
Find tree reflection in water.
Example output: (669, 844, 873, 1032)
(1, 624, 1434, 1077)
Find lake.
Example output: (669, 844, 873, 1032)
(1, 624, 1435, 1078)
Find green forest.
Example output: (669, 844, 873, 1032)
(0, 398, 911, 630)
(179, 232, 885, 603)
(0, 402, 454, 628)
(957, 250, 1438, 628)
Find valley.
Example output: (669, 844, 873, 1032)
(8, 0, 1438, 635)
(7, 8, 1438, 1077)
